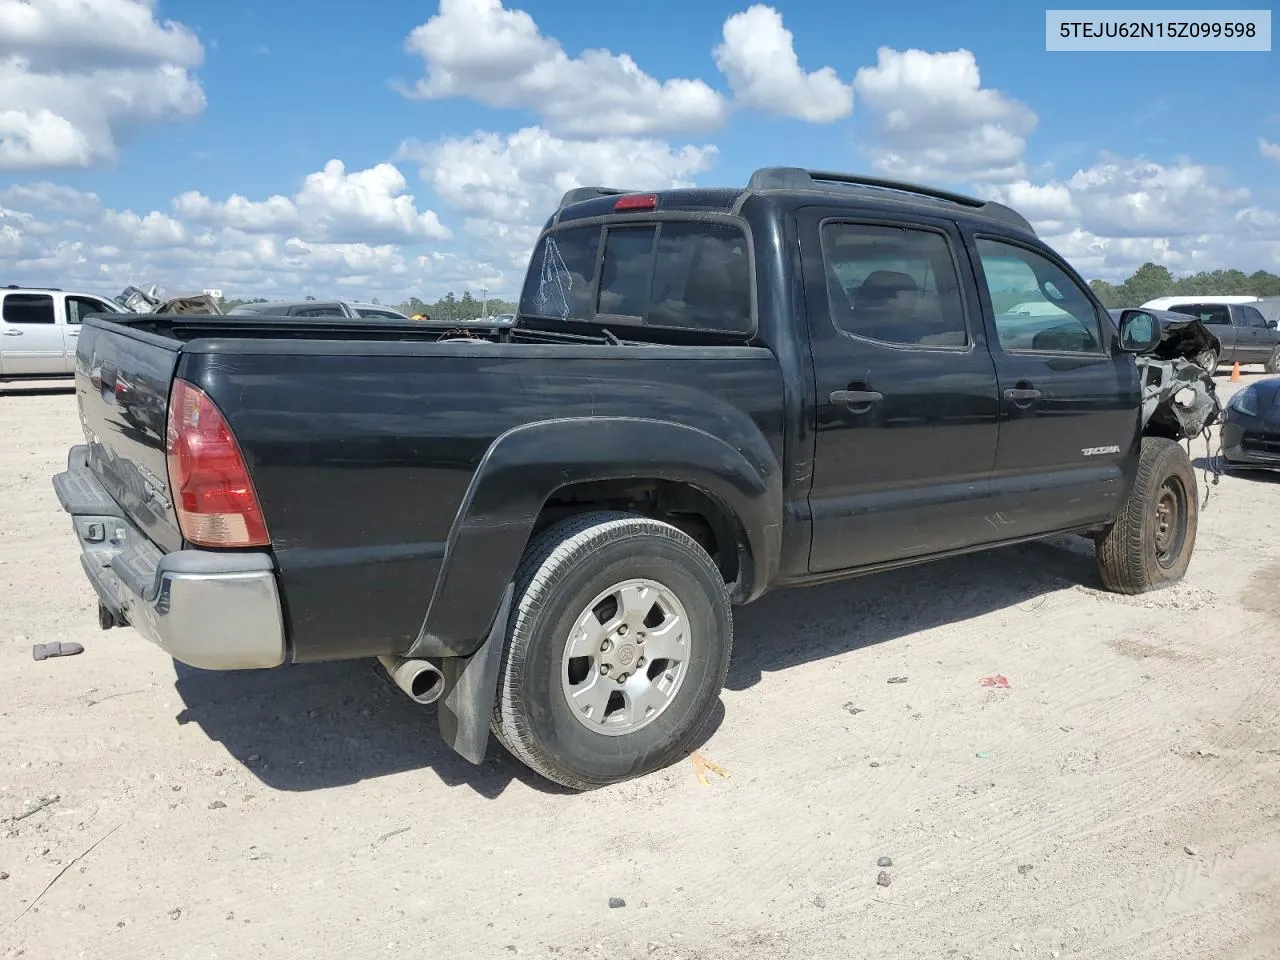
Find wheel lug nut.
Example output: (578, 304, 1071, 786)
(600, 664, 610, 675)
(617, 673, 629, 684)
(617, 625, 628, 636)
(636, 657, 645, 668)
(600, 639, 612, 652)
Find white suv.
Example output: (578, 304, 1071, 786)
(0, 286, 122, 382)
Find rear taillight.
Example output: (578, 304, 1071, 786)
(165, 378, 269, 548)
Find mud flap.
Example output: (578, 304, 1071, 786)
(437, 583, 514, 765)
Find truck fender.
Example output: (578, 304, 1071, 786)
(409, 416, 782, 661)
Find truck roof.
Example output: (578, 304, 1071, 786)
(551, 166, 1036, 237)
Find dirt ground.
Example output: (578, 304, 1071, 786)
(2, 374, 1279, 960)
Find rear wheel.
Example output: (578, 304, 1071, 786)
(1265, 346, 1280, 374)
(492, 512, 733, 790)
(1095, 438, 1197, 594)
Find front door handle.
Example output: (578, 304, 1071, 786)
(830, 388, 884, 410)
(1004, 386, 1042, 405)
(2, 329, 22, 336)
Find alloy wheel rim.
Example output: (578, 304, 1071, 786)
(560, 578, 690, 736)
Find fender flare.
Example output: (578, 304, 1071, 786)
(407, 416, 782, 659)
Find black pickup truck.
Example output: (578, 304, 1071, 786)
(52, 168, 1220, 789)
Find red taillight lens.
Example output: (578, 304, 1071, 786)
(614, 193, 657, 211)
(165, 378, 270, 548)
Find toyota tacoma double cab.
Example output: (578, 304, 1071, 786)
(52, 167, 1220, 789)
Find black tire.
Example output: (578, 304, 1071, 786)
(1196, 348, 1219, 375)
(492, 511, 733, 790)
(1266, 346, 1280, 375)
(1096, 437, 1197, 594)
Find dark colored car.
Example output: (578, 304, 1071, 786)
(52, 167, 1220, 789)
(1162, 302, 1280, 373)
(1222, 376, 1280, 470)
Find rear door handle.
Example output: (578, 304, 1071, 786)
(2, 329, 22, 336)
(830, 389, 884, 408)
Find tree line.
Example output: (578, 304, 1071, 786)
(219, 290, 518, 319)
(1090, 263, 1280, 308)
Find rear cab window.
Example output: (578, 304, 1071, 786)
(520, 219, 754, 335)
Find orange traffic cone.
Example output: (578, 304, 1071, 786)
(1231, 361, 1241, 382)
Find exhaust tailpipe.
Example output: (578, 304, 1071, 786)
(378, 655, 445, 705)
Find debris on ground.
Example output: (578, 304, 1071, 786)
(843, 702, 865, 715)
(689, 751, 729, 786)
(1184, 845, 1198, 857)
(208, 801, 227, 810)
(812, 893, 826, 909)
(876, 871, 892, 888)
(32, 642, 84, 661)
(877, 856, 893, 868)
(975, 751, 991, 759)
(979, 675, 1011, 688)
(887, 676, 909, 684)
(5, 795, 60, 824)
(1017, 864, 1034, 875)
(608, 897, 626, 909)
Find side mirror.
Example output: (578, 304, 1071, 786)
(1117, 309, 1162, 353)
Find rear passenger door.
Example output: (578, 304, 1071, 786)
(969, 234, 1139, 535)
(0, 292, 66, 376)
(798, 210, 1002, 572)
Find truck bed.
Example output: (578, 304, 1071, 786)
(73, 314, 786, 663)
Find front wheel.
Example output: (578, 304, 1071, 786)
(1095, 438, 1198, 594)
(1195, 348, 1219, 375)
(492, 512, 733, 790)
(1265, 346, 1280, 374)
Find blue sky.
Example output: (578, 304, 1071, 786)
(0, 0, 1276, 302)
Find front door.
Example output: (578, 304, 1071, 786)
(799, 210, 1001, 573)
(1237, 305, 1275, 362)
(0, 292, 65, 376)
(968, 233, 1140, 535)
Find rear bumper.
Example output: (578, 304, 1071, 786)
(53, 446, 286, 670)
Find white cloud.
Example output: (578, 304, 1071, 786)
(1261, 137, 1280, 162)
(0, 172, 492, 303)
(172, 160, 451, 244)
(983, 155, 1279, 281)
(0, 0, 205, 170)
(986, 155, 1252, 243)
(400, 0, 727, 136)
(713, 5, 852, 123)
(398, 125, 717, 267)
(854, 47, 1036, 183)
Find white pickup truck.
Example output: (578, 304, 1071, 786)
(0, 286, 123, 382)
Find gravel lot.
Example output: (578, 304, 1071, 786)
(2, 376, 1279, 960)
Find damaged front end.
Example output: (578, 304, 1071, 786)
(1135, 316, 1223, 441)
